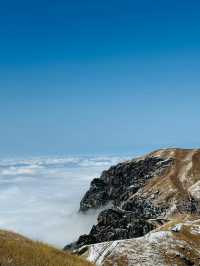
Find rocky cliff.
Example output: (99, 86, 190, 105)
(65, 148, 200, 265)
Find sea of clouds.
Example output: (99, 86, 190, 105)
(0, 155, 129, 248)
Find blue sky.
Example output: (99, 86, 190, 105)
(0, 0, 200, 156)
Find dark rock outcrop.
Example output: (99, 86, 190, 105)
(65, 155, 173, 250)
(80, 157, 173, 212)
(65, 207, 155, 251)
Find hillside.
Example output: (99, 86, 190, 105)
(0, 230, 93, 266)
(84, 214, 200, 265)
(65, 148, 200, 265)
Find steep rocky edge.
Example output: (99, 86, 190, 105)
(65, 148, 200, 261)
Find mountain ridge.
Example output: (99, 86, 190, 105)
(66, 148, 200, 265)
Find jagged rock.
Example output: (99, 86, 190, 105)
(65, 148, 200, 254)
(80, 179, 108, 211)
(121, 195, 166, 218)
(65, 207, 155, 251)
(80, 157, 173, 212)
(90, 208, 155, 241)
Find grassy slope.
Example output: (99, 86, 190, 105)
(0, 230, 93, 266)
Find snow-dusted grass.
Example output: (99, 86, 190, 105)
(85, 215, 200, 266)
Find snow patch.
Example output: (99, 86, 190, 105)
(145, 231, 172, 243)
(191, 225, 200, 235)
(87, 241, 119, 265)
(189, 180, 200, 200)
(171, 224, 183, 233)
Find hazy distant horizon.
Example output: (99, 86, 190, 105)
(0, 143, 200, 159)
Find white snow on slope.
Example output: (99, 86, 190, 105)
(86, 220, 200, 266)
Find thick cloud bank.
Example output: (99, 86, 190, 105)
(0, 156, 127, 247)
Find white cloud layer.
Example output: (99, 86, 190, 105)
(0, 156, 127, 247)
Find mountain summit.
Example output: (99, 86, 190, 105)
(66, 148, 200, 265)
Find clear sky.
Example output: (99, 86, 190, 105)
(0, 0, 200, 156)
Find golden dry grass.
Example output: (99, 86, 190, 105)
(0, 230, 93, 266)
